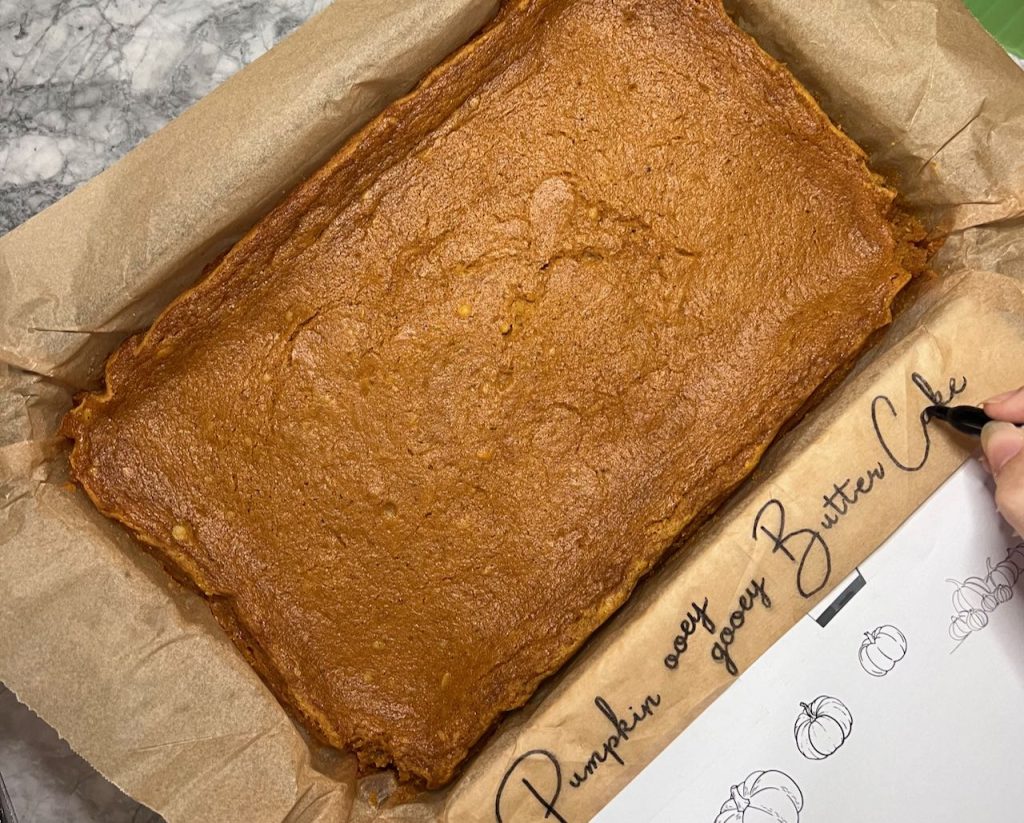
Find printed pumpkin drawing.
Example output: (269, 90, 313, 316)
(949, 612, 972, 641)
(947, 548, 1022, 647)
(858, 624, 907, 677)
(794, 695, 853, 761)
(714, 769, 803, 823)
(986, 557, 1017, 604)
(948, 576, 997, 613)
(1004, 543, 1024, 577)
(965, 608, 988, 631)
(992, 581, 1013, 604)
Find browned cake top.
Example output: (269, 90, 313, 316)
(63, 0, 924, 787)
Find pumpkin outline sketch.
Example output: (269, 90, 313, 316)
(1005, 543, 1024, 577)
(947, 576, 994, 613)
(949, 611, 972, 641)
(858, 624, 907, 677)
(993, 583, 1013, 604)
(948, 552, 1021, 650)
(965, 608, 988, 631)
(794, 695, 853, 761)
(714, 769, 803, 823)
(987, 556, 1018, 590)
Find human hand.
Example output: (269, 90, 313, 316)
(981, 388, 1024, 535)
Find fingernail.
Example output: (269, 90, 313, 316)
(981, 422, 1024, 474)
(985, 387, 1024, 405)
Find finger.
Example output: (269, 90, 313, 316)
(982, 422, 1024, 473)
(983, 386, 1024, 423)
(994, 454, 1024, 536)
(982, 422, 1024, 534)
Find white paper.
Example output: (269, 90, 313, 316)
(597, 459, 1024, 822)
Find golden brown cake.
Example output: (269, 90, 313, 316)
(62, 0, 926, 787)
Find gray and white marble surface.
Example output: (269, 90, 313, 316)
(0, 2, 330, 819)
(0, 0, 331, 235)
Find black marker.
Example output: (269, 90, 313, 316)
(925, 405, 993, 438)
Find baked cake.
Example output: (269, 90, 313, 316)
(62, 0, 926, 787)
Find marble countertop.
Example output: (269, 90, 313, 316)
(0, 0, 330, 235)
(0, 2, 329, 819)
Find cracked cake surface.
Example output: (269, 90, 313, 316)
(62, 0, 926, 787)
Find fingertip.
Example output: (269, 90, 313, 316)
(984, 387, 1022, 405)
(982, 421, 1024, 475)
(983, 385, 1024, 422)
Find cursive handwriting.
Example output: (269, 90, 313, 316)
(761, 372, 967, 598)
(819, 462, 886, 531)
(664, 597, 716, 670)
(710, 578, 771, 676)
(494, 373, 969, 821)
(568, 693, 661, 788)
(913, 372, 968, 407)
(495, 749, 567, 823)
(753, 499, 832, 598)
(872, 372, 967, 473)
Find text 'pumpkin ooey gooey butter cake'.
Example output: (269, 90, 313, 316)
(62, 0, 928, 787)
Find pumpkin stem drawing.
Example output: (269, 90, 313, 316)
(714, 769, 803, 823)
(794, 695, 853, 760)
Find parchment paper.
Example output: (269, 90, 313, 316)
(0, 0, 498, 386)
(440, 270, 1024, 823)
(2, 1, 1024, 821)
